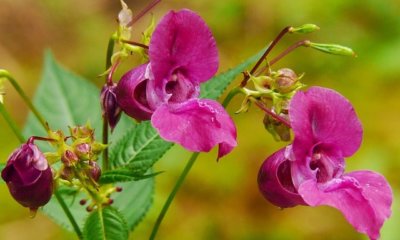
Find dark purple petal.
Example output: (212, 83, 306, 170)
(258, 148, 306, 208)
(149, 9, 218, 90)
(290, 87, 363, 161)
(116, 64, 154, 121)
(298, 171, 392, 240)
(1, 143, 53, 210)
(151, 99, 236, 159)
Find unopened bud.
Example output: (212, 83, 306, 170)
(263, 114, 291, 142)
(61, 150, 78, 166)
(87, 161, 101, 182)
(79, 199, 87, 205)
(75, 143, 91, 160)
(101, 84, 122, 132)
(116, 186, 123, 192)
(307, 42, 356, 57)
(274, 68, 298, 93)
(290, 24, 320, 34)
(60, 166, 74, 181)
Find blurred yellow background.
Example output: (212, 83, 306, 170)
(1, 0, 400, 239)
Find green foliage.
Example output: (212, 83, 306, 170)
(22, 52, 153, 232)
(200, 49, 264, 100)
(83, 207, 129, 240)
(100, 169, 163, 184)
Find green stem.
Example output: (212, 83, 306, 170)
(149, 152, 200, 240)
(54, 190, 83, 239)
(0, 103, 25, 143)
(0, 70, 49, 131)
(222, 87, 242, 108)
(102, 37, 116, 172)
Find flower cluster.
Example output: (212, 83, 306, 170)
(258, 87, 392, 239)
(116, 9, 237, 159)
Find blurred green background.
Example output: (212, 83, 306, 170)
(1, 0, 400, 239)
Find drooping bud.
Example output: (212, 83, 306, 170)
(289, 24, 320, 34)
(60, 166, 74, 181)
(1, 142, 53, 211)
(118, 0, 133, 28)
(306, 42, 357, 57)
(263, 114, 291, 142)
(101, 84, 122, 131)
(87, 161, 101, 182)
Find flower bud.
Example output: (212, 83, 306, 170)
(87, 161, 101, 182)
(1, 143, 53, 211)
(101, 84, 122, 132)
(274, 68, 298, 93)
(75, 143, 91, 160)
(118, 0, 133, 28)
(60, 166, 74, 181)
(61, 150, 78, 166)
(263, 114, 291, 142)
(289, 24, 320, 34)
(307, 42, 356, 57)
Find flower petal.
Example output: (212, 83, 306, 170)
(151, 99, 236, 159)
(258, 148, 306, 208)
(290, 87, 363, 161)
(298, 171, 392, 240)
(149, 9, 218, 89)
(116, 64, 154, 121)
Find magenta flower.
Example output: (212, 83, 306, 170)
(258, 87, 392, 239)
(1, 141, 53, 211)
(116, 9, 237, 159)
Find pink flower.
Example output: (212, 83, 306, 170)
(116, 9, 237, 159)
(258, 87, 392, 240)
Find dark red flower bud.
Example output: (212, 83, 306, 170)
(275, 68, 298, 93)
(61, 150, 78, 166)
(101, 84, 122, 131)
(1, 143, 53, 211)
(87, 161, 101, 182)
(75, 143, 91, 160)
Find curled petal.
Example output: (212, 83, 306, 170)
(151, 99, 236, 159)
(149, 9, 218, 90)
(290, 87, 363, 161)
(116, 64, 154, 121)
(298, 171, 392, 240)
(258, 148, 306, 208)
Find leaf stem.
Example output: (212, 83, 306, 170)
(269, 40, 310, 66)
(222, 87, 242, 108)
(149, 152, 200, 240)
(102, 37, 116, 172)
(0, 70, 49, 131)
(0, 103, 25, 143)
(54, 190, 83, 239)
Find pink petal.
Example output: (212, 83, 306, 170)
(116, 64, 154, 121)
(258, 148, 307, 208)
(151, 99, 236, 159)
(149, 9, 218, 89)
(290, 87, 363, 161)
(298, 171, 392, 240)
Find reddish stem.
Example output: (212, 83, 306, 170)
(240, 26, 292, 87)
(121, 40, 149, 49)
(107, 59, 121, 86)
(128, 0, 162, 26)
(27, 136, 57, 144)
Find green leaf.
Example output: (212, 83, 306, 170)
(200, 49, 264, 100)
(23, 52, 153, 232)
(83, 207, 129, 240)
(100, 169, 163, 184)
(109, 121, 173, 173)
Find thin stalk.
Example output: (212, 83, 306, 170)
(121, 40, 149, 49)
(269, 40, 310, 66)
(0, 71, 49, 131)
(149, 152, 200, 240)
(102, 37, 116, 172)
(255, 101, 291, 127)
(128, 0, 162, 26)
(240, 27, 292, 87)
(54, 191, 83, 239)
(0, 103, 25, 143)
(222, 87, 242, 108)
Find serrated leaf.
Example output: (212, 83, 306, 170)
(100, 169, 163, 184)
(109, 121, 173, 173)
(83, 207, 129, 240)
(23, 52, 153, 232)
(200, 49, 264, 100)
